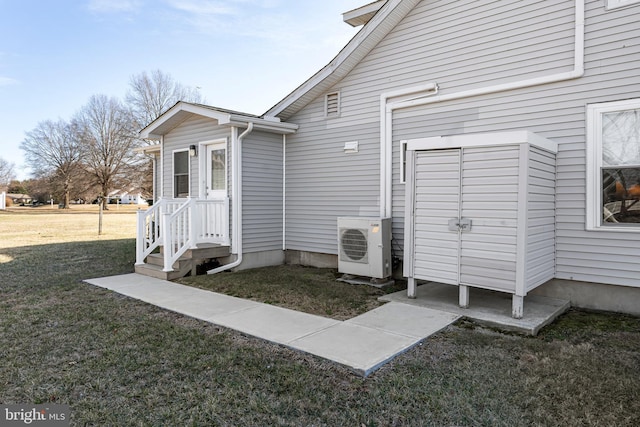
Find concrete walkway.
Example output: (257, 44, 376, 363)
(85, 273, 460, 376)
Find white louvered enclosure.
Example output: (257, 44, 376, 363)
(403, 131, 557, 318)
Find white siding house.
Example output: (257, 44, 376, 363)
(136, 0, 640, 316)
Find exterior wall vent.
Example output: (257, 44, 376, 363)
(325, 92, 341, 117)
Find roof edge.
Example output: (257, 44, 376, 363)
(343, 0, 387, 27)
(263, 0, 419, 120)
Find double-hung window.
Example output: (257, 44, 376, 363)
(586, 99, 640, 230)
(173, 150, 190, 198)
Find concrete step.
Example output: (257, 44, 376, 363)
(159, 244, 230, 259)
(145, 253, 191, 271)
(187, 244, 231, 259)
(134, 262, 192, 281)
(137, 244, 230, 280)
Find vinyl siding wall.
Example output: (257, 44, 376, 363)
(242, 131, 284, 253)
(161, 116, 231, 199)
(285, 0, 640, 288)
(526, 146, 557, 291)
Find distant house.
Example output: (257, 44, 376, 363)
(134, 0, 640, 318)
(6, 193, 33, 205)
(107, 190, 149, 205)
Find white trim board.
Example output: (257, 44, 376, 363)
(404, 131, 558, 154)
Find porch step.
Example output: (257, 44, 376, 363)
(145, 253, 191, 271)
(134, 262, 192, 281)
(136, 244, 231, 281)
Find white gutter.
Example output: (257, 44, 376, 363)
(208, 123, 254, 274)
(379, 0, 585, 218)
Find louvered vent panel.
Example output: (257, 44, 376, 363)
(326, 92, 340, 117)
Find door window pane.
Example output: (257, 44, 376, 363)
(211, 148, 225, 191)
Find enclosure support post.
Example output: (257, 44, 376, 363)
(512, 295, 524, 319)
(407, 277, 417, 299)
(459, 285, 469, 308)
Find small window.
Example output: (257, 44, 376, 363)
(325, 91, 340, 117)
(607, 0, 640, 9)
(173, 150, 190, 198)
(586, 99, 640, 230)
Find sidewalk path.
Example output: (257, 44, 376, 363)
(85, 273, 460, 376)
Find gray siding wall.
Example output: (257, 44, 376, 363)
(162, 116, 231, 198)
(526, 146, 557, 291)
(285, 0, 640, 288)
(243, 131, 284, 253)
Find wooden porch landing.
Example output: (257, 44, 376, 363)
(135, 243, 231, 280)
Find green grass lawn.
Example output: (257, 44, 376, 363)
(1, 208, 640, 426)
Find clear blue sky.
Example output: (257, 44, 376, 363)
(0, 0, 365, 180)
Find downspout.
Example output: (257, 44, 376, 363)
(208, 122, 254, 274)
(379, 0, 584, 218)
(282, 134, 287, 251)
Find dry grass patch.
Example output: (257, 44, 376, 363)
(178, 265, 404, 320)
(1, 209, 640, 426)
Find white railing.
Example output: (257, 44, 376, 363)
(136, 197, 229, 272)
(136, 198, 184, 266)
(0, 192, 5, 210)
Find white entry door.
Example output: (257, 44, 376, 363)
(206, 143, 227, 199)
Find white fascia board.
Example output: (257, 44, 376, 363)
(265, 0, 411, 118)
(139, 102, 232, 139)
(228, 115, 298, 134)
(405, 131, 557, 153)
(343, 0, 387, 27)
(134, 144, 161, 154)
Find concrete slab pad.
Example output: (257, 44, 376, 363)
(84, 274, 461, 376)
(86, 274, 258, 320)
(156, 292, 258, 320)
(290, 323, 419, 376)
(380, 282, 570, 335)
(347, 302, 460, 339)
(210, 304, 340, 345)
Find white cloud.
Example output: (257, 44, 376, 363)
(0, 76, 18, 86)
(165, 0, 237, 16)
(87, 0, 142, 13)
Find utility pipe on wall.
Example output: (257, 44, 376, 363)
(379, 0, 585, 219)
(283, 134, 287, 251)
(208, 122, 254, 274)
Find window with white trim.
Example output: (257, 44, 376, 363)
(606, 0, 640, 10)
(173, 149, 190, 198)
(586, 99, 640, 230)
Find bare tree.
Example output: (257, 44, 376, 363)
(126, 69, 204, 132)
(77, 95, 141, 210)
(20, 119, 82, 208)
(0, 157, 16, 191)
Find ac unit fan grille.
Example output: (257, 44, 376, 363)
(340, 228, 368, 263)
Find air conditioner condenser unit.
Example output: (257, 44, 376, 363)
(337, 217, 392, 279)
